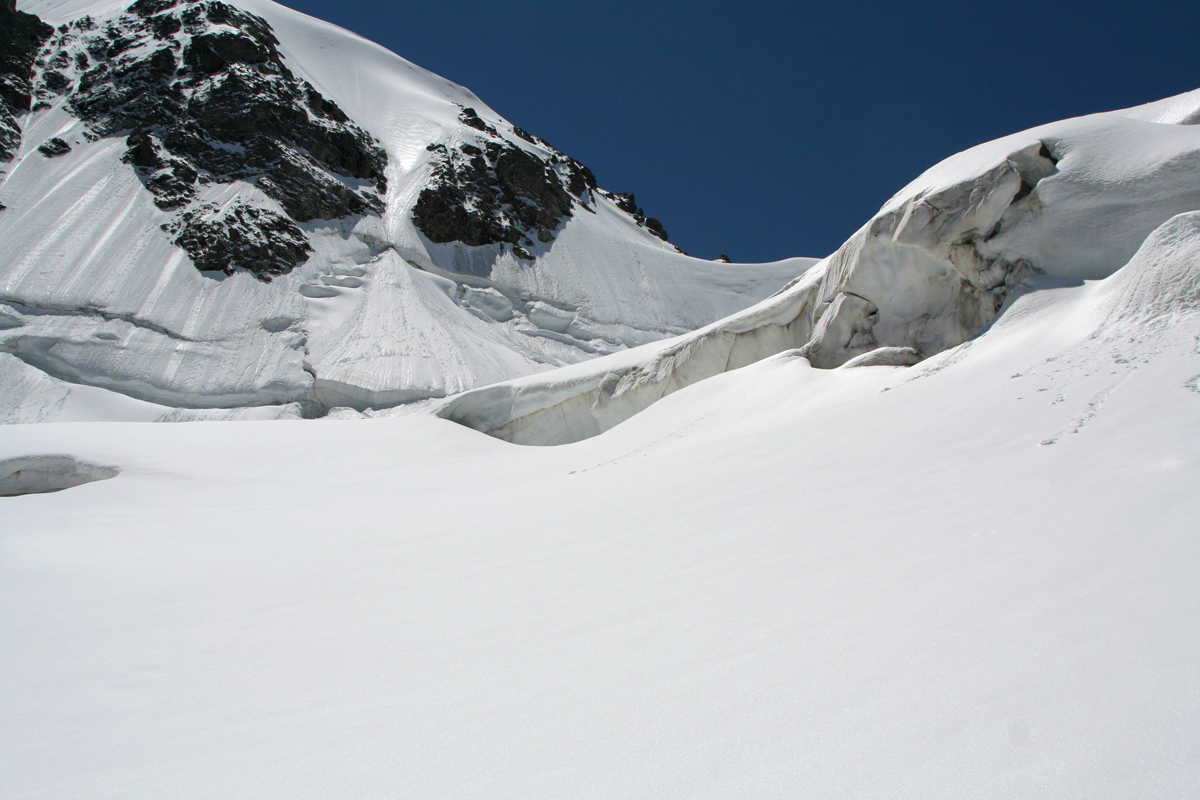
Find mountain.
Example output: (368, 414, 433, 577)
(2, 1, 1199, 797)
(0, 0, 806, 423)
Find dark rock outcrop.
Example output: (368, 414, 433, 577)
(410, 109, 674, 260)
(599, 190, 669, 241)
(458, 106, 497, 136)
(0, 3, 54, 162)
(412, 128, 597, 258)
(37, 136, 71, 157)
(163, 201, 312, 279)
(28, 0, 388, 279)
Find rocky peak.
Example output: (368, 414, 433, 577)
(413, 105, 672, 259)
(23, 0, 389, 280)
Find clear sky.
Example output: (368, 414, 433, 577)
(276, 0, 1200, 263)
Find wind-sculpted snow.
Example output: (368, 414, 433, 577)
(440, 92, 1200, 444)
(1089, 211, 1200, 330)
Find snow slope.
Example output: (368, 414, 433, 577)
(2, 208, 1198, 798)
(0, 0, 804, 421)
(441, 89, 1200, 444)
(3, 5, 1198, 795)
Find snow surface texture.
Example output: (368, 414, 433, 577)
(440, 89, 1200, 444)
(3, 4, 1199, 795)
(2, 208, 1198, 797)
(0, 0, 803, 421)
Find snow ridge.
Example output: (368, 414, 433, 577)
(440, 92, 1200, 444)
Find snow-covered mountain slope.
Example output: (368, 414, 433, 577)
(0, 0, 805, 421)
(2, 205, 1197, 798)
(3, 5, 1198, 793)
(440, 88, 1200, 444)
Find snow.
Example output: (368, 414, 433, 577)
(2, 2, 1199, 795)
(441, 91, 1200, 444)
(2, 0, 801, 421)
(2, 211, 1199, 796)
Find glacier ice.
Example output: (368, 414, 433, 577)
(439, 90, 1200, 444)
(0, 453, 117, 495)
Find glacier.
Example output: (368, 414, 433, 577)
(1, 0, 1199, 797)
(2, 208, 1198, 796)
(440, 89, 1200, 444)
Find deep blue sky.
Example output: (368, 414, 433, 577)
(277, 0, 1199, 262)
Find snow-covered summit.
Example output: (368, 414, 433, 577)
(0, 0, 804, 422)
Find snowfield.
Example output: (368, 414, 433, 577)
(2, 216, 1199, 796)
(2, 0, 1199, 797)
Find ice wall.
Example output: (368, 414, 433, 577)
(440, 91, 1200, 444)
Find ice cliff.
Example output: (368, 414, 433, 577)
(439, 89, 1200, 444)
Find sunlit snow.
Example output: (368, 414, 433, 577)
(1, 1, 1198, 798)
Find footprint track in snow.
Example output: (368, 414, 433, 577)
(1039, 369, 1135, 445)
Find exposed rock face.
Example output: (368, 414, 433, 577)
(413, 119, 597, 259)
(457, 105, 496, 136)
(163, 202, 312, 278)
(413, 108, 673, 256)
(0, 3, 54, 162)
(600, 190, 669, 241)
(30, 0, 388, 279)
